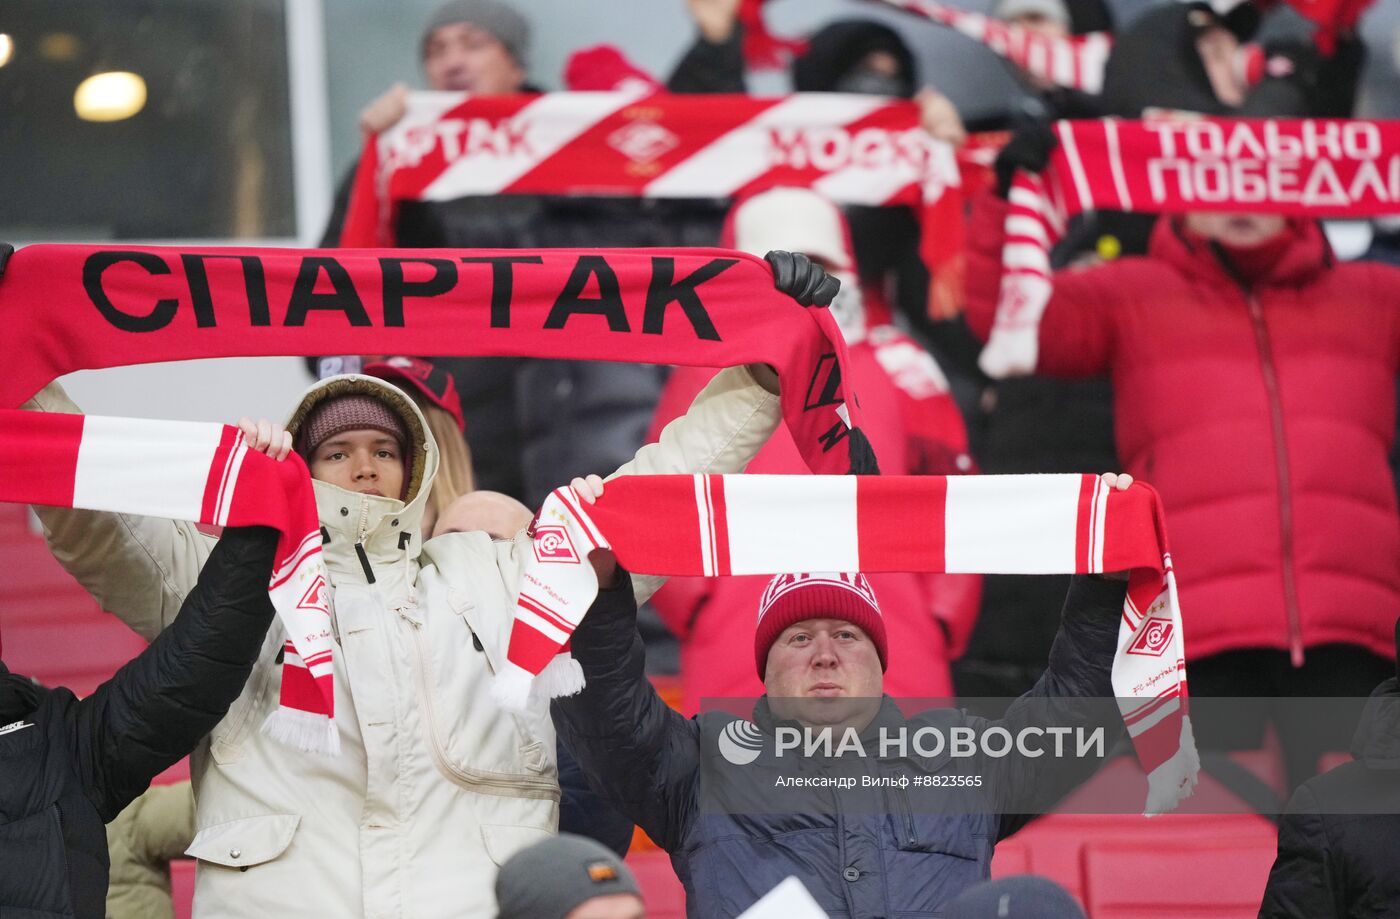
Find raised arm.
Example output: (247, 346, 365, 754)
(24, 381, 214, 640)
(988, 573, 1127, 837)
(73, 526, 280, 821)
(551, 574, 701, 852)
(963, 188, 1120, 378)
(978, 475, 1135, 833)
(666, 0, 747, 94)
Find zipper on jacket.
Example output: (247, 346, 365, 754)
(354, 501, 376, 584)
(1245, 292, 1305, 667)
(896, 782, 919, 847)
(399, 611, 559, 802)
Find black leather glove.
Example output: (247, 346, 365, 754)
(994, 120, 1059, 198)
(764, 250, 840, 308)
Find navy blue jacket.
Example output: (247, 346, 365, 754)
(554, 574, 1126, 918)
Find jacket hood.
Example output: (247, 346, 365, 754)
(1350, 618, 1400, 767)
(1350, 678, 1400, 768)
(792, 20, 917, 97)
(284, 374, 440, 561)
(1150, 216, 1332, 289)
(1100, 3, 1229, 118)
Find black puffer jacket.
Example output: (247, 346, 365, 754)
(555, 575, 1126, 918)
(0, 527, 278, 918)
(1258, 670, 1400, 919)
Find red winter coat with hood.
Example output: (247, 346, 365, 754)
(966, 191, 1400, 664)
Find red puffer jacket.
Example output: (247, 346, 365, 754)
(966, 191, 1400, 663)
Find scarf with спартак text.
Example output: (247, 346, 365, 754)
(337, 90, 967, 319)
(0, 243, 874, 475)
(0, 408, 338, 755)
(980, 117, 1400, 378)
(500, 473, 1197, 815)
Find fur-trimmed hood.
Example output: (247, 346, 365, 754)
(284, 374, 440, 581)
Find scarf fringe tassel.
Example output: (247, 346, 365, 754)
(262, 708, 342, 757)
(1142, 715, 1200, 816)
(493, 653, 586, 713)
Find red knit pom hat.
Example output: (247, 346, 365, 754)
(754, 572, 887, 678)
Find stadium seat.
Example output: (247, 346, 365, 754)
(626, 849, 685, 918)
(990, 838, 1030, 877)
(172, 859, 195, 919)
(1082, 838, 1277, 919)
(0, 505, 148, 697)
(1002, 812, 1276, 904)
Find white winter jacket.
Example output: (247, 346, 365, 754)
(26, 367, 780, 918)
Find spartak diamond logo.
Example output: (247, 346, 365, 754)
(1126, 616, 1174, 657)
(533, 525, 581, 564)
(297, 575, 330, 616)
(607, 121, 679, 164)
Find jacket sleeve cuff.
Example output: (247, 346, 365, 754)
(21, 379, 81, 414)
(1043, 575, 1126, 696)
(572, 573, 642, 669)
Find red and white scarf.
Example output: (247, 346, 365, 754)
(338, 90, 962, 287)
(981, 117, 1400, 377)
(736, 0, 809, 70)
(0, 409, 339, 755)
(0, 244, 870, 477)
(500, 473, 1197, 814)
(875, 0, 1112, 94)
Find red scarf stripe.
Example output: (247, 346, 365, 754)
(18, 411, 85, 509)
(199, 425, 241, 524)
(710, 476, 732, 577)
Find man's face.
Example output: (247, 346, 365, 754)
(309, 429, 405, 499)
(1183, 212, 1287, 249)
(764, 618, 883, 729)
(564, 893, 645, 919)
(423, 22, 524, 93)
(1195, 24, 1244, 107)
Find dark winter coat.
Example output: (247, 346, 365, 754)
(666, 29, 746, 94)
(967, 193, 1400, 664)
(554, 575, 1126, 918)
(1258, 677, 1400, 918)
(0, 527, 278, 918)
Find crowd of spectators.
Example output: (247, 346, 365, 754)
(3, 0, 1400, 916)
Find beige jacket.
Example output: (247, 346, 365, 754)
(28, 367, 779, 918)
(105, 781, 195, 919)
